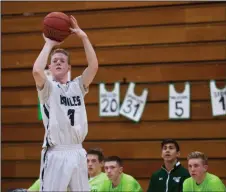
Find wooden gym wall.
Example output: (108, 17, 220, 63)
(2, 1, 226, 191)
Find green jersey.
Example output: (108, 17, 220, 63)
(28, 179, 40, 191)
(183, 172, 226, 192)
(89, 172, 108, 192)
(99, 173, 143, 192)
(28, 173, 108, 192)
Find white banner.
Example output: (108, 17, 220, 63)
(169, 82, 190, 119)
(210, 80, 226, 116)
(99, 82, 120, 117)
(120, 82, 148, 122)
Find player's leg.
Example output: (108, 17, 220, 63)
(41, 149, 71, 191)
(69, 148, 90, 191)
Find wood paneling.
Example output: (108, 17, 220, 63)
(2, 81, 226, 106)
(2, 179, 36, 192)
(1, 2, 196, 15)
(2, 102, 226, 124)
(2, 4, 226, 33)
(2, 62, 226, 87)
(2, 120, 226, 142)
(2, 43, 226, 69)
(2, 140, 226, 160)
(3, 23, 226, 51)
(2, 159, 226, 178)
(2, 2, 226, 190)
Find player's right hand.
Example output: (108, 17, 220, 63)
(42, 33, 63, 47)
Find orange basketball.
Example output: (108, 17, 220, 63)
(43, 12, 71, 42)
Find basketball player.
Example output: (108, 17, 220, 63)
(32, 15, 98, 191)
(28, 148, 108, 192)
(183, 151, 225, 192)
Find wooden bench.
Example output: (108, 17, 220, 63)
(2, 120, 226, 142)
(2, 102, 226, 124)
(2, 62, 226, 88)
(2, 43, 226, 69)
(1, 2, 199, 15)
(2, 159, 226, 178)
(3, 81, 226, 106)
(2, 3, 226, 33)
(2, 141, 226, 160)
(3, 23, 226, 51)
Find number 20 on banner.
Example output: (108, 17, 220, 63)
(99, 83, 120, 117)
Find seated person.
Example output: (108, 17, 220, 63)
(183, 151, 225, 192)
(87, 148, 108, 191)
(99, 156, 143, 192)
(147, 139, 190, 192)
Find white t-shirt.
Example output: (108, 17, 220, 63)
(38, 76, 88, 148)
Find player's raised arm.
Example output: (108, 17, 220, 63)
(32, 35, 62, 89)
(69, 15, 98, 89)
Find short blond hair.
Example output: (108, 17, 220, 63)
(187, 151, 208, 165)
(50, 48, 70, 64)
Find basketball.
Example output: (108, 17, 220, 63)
(43, 12, 71, 42)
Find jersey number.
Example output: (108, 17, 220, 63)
(219, 96, 226, 110)
(175, 101, 184, 117)
(123, 99, 140, 117)
(101, 98, 117, 113)
(68, 109, 75, 126)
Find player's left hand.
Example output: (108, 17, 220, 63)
(69, 15, 87, 39)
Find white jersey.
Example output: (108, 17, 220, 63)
(38, 76, 88, 148)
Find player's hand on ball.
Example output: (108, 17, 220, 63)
(42, 33, 63, 47)
(69, 15, 87, 38)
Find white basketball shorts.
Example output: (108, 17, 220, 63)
(40, 144, 90, 191)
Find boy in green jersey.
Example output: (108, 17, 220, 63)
(87, 148, 108, 192)
(99, 156, 143, 192)
(147, 139, 190, 192)
(28, 148, 108, 192)
(183, 151, 225, 192)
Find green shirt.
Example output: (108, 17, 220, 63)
(28, 179, 40, 191)
(28, 173, 108, 192)
(89, 172, 108, 192)
(99, 173, 143, 192)
(183, 172, 226, 192)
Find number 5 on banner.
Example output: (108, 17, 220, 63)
(99, 82, 120, 117)
(169, 82, 190, 119)
(119, 82, 148, 122)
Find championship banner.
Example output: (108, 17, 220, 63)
(99, 82, 120, 117)
(169, 82, 190, 119)
(119, 82, 148, 122)
(210, 80, 226, 116)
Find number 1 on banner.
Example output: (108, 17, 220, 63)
(210, 80, 226, 116)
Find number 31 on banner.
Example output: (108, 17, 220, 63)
(120, 83, 148, 122)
